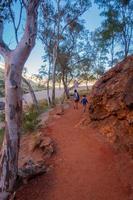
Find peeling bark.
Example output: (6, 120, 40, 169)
(0, 62, 22, 199)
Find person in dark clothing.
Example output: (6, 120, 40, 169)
(73, 89, 80, 109)
(81, 95, 88, 112)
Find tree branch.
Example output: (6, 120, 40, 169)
(0, 21, 11, 59)
(8, 0, 24, 44)
(14, 0, 40, 67)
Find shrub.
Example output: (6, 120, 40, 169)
(22, 106, 41, 133)
(0, 128, 4, 144)
(0, 112, 5, 122)
(78, 89, 90, 96)
(38, 100, 49, 112)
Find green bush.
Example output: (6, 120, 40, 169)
(0, 128, 4, 144)
(0, 112, 5, 122)
(78, 89, 90, 96)
(22, 106, 41, 133)
(38, 100, 49, 112)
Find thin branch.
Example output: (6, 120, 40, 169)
(8, 3, 19, 44)
(14, 0, 40, 65)
(21, 0, 27, 8)
(16, 0, 23, 31)
(61, 7, 87, 35)
(8, 0, 24, 44)
(0, 21, 11, 58)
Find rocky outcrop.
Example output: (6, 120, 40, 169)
(89, 56, 133, 156)
(19, 132, 54, 168)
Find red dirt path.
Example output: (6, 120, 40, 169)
(16, 103, 131, 200)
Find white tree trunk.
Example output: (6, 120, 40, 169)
(51, 45, 57, 106)
(0, 1, 40, 199)
(47, 57, 52, 106)
(0, 60, 22, 199)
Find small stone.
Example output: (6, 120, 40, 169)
(40, 136, 52, 148)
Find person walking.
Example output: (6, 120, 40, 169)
(81, 95, 88, 112)
(73, 89, 80, 109)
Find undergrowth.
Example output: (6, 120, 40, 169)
(0, 128, 4, 144)
(22, 100, 49, 133)
(0, 112, 5, 122)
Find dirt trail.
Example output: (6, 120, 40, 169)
(16, 103, 130, 200)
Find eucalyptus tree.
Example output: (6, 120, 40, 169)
(94, 23, 119, 66)
(95, 0, 133, 60)
(39, 0, 91, 105)
(39, 63, 52, 105)
(56, 21, 87, 98)
(57, 50, 72, 98)
(0, 1, 40, 199)
(7, 0, 39, 112)
(90, 31, 107, 78)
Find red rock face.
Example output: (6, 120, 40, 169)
(89, 56, 133, 156)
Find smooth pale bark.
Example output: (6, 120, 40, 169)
(47, 78, 51, 106)
(47, 57, 52, 106)
(51, 45, 57, 106)
(51, 66, 56, 106)
(0, 1, 40, 199)
(0, 60, 22, 200)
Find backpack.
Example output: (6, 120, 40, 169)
(74, 92, 80, 101)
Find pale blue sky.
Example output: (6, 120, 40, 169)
(26, 3, 102, 74)
(2, 1, 102, 74)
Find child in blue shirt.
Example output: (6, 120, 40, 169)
(81, 95, 88, 112)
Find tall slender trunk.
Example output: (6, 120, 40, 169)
(62, 72, 69, 99)
(22, 77, 39, 112)
(0, 60, 22, 199)
(46, 67, 51, 106)
(51, 45, 57, 106)
(51, 65, 56, 106)
(86, 80, 89, 90)
(51, 0, 60, 106)
(47, 56, 51, 106)
(0, 1, 40, 199)
(58, 78, 61, 89)
(47, 79, 51, 106)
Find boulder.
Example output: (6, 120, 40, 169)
(18, 159, 46, 183)
(89, 56, 133, 156)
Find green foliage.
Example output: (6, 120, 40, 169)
(0, 112, 5, 122)
(22, 106, 41, 133)
(22, 100, 49, 133)
(95, 0, 133, 60)
(39, 0, 91, 90)
(78, 89, 90, 96)
(0, 0, 15, 21)
(0, 128, 4, 145)
(0, 68, 5, 97)
(38, 99, 49, 112)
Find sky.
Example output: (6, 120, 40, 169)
(2, 1, 102, 75)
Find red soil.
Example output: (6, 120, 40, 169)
(16, 102, 132, 200)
